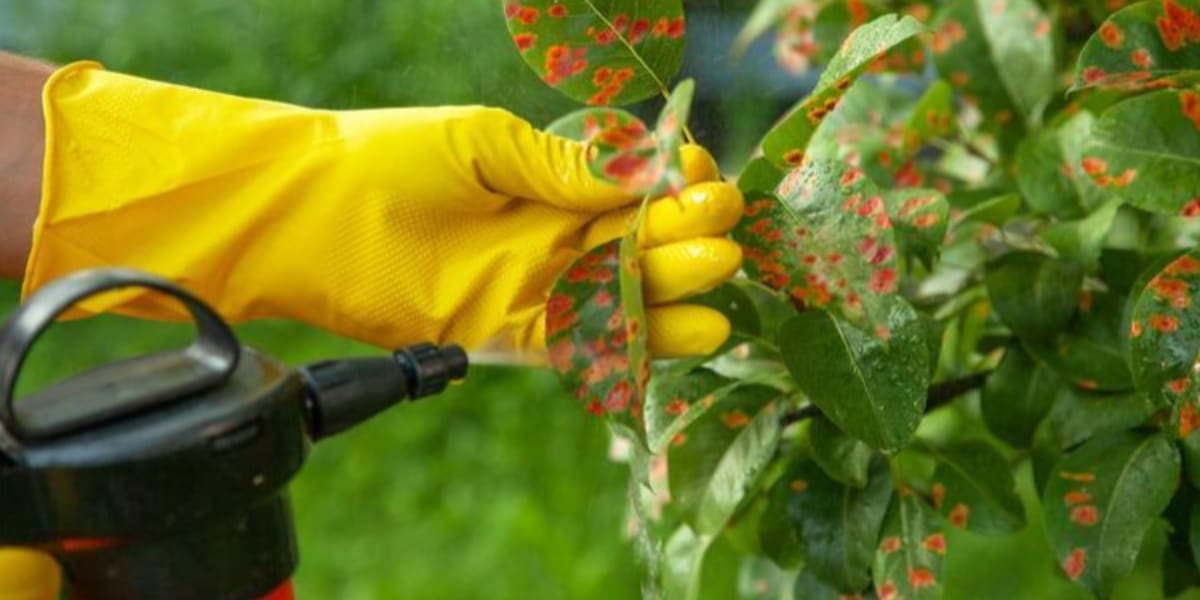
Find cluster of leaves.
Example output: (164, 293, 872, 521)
(505, 0, 1200, 598)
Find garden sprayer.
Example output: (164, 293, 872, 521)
(0, 268, 468, 599)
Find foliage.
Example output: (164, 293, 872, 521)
(503, 0, 1200, 597)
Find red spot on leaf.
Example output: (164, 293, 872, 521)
(721, 410, 751, 428)
(878, 581, 897, 600)
(948, 503, 969, 528)
(1059, 471, 1096, 483)
(869, 268, 898, 294)
(880, 536, 902, 554)
(548, 4, 567, 18)
(923, 533, 947, 555)
(513, 32, 537, 51)
(1180, 402, 1200, 438)
(790, 479, 808, 493)
(1070, 505, 1100, 527)
(909, 568, 937, 589)
(517, 5, 540, 25)
(1151, 314, 1180, 333)
(1099, 22, 1125, 48)
(1064, 548, 1087, 580)
(932, 482, 945, 509)
(1132, 48, 1154, 68)
(1064, 491, 1092, 506)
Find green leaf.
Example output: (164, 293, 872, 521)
(1191, 500, 1200, 572)
(734, 160, 907, 336)
(1073, 0, 1200, 92)
(1043, 431, 1180, 597)
(546, 236, 649, 440)
(738, 157, 785, 195)
(872, 491, 946, 600)
(761, 13, 925, 167)
(1041, 199, 1122, 268)
(504, 0, 685, 105)
(981, 344, 1062, 448)
(883, 188, 950, 270)
(1022, 289, 1134, 392)
(931, 0, 1056, 150)
(1081, 89, 1200, 216)
(779, 298, 929, 451)
(691, 282, 762, 340)
(952, 193, 1022, 227)
(1015, 111, 1110, 220)
(760, 457, 893, 592)
(668, 385, 783, 534)
(645, 368, 736, 452)
(926, 441, 1026, 535)
(663, 526, 742, 600)
(809, 415, 874, 488)
(1129, 248, 1200, 439)
(984, 251, 1083, 342)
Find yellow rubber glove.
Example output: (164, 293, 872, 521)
(0, 549, 60, 600)
(23, 61, 744, 358)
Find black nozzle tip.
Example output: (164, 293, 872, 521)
(394, 344, 469, 399)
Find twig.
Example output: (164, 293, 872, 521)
(778, 370, 994, 428)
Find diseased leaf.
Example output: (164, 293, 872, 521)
(760, 457, 893, 592)
(926, 441, 1026, 535)
(546, 236, 649, 440)
(668, 385, 783, 534)
(504, 0, 685, 105)
(872, 490, 946, 600)
(1129, 248, 1200, 439)
(735, 160, 907, 336)
(1073, 0, 1200, 92)
(645, 368, 736, 452)
(1015, 111, 1111, 220)
(883, 188, 949, 270)
(809, 415, 874, 488)
(981, 343, 1062, 448)
(1043, 431, 1180, 597)
(931, 0, 1056, 150)
(761, 13, 925, 167)
(1081, 89, 1200, 216)
(984, 251, 1083, 342)
(545, 79, 692, 197)
(779, 298, 929, 451)
(901, 80, 958, 157)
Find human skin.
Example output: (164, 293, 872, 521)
(0, 51, 53, 280)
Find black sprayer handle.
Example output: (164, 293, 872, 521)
(0, 268, 240, 442)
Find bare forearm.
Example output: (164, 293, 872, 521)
(0, 52, 52, 280)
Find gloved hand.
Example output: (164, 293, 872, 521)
(23, 62, 745, 359)
(0, 549, 60, 600)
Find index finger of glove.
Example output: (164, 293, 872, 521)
(470, 108, 635, 213)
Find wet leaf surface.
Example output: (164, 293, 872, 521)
(1129, 248, 1200, 439)
(546, 237, 649, 440)
(779, 297, 929, 451)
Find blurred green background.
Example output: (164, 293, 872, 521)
(0, 1, 795, 598)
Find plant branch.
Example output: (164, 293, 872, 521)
(778, 370, 994, 428)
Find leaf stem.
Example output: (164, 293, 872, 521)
(778, 370, 994, 428)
